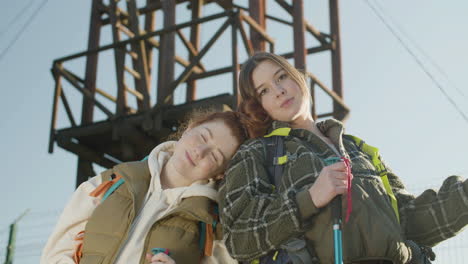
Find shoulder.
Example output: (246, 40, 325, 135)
(238, 138, 265, 154)
(342, 134, 370, 158)
(114, 160, 150, 180)
(342, 134, 358, 147)
(223, 138, 267, 183)
(227, 138, 265, 166)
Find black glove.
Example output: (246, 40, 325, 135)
(406, 240, 436, 264)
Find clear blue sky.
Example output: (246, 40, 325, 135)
(1, 1, 467, 263)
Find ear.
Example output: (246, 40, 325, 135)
(213, 173, 224, 181)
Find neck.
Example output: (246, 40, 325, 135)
(159, 158, 192, 189)
(289, 113, 316, 131)
(290, 115, 331, 143)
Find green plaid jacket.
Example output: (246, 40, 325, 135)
(219, 119, 468, 263)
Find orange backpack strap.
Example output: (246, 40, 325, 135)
(89, 174, 123, 199)
(204, 224, 214, 256)
(73, 230, 85, 264)
(199, 202, 219, 257)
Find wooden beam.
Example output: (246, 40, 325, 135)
(307, 72, 349, 114)
(56, 65, 114, 118)
(49, 66, 62, 153)
(232, 13, 239, 105)
(186, 0, 203, 101)
(292, 0, 306, 70)
(329, 0, 345, 120)
(149, 15, 233, 120)
(81, 0, 103, 125)
(238, 16, 254, 56)
(127, 0, 151, 110)
(56, 134, 118, 169)
(109, 0, 128, 115)
(144, 0, 156, 91)
(157, 0, 176, 105)
(240, 11, 274, 45)
(249, 0, 266, 51)
(54, 11, 231, 63)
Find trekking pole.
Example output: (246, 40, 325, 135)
(325, 157, 343, 264)
(331, 197, 343, 264)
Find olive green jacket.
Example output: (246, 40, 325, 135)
(219, 119, 468, 263)
(80, 161, 222, 264)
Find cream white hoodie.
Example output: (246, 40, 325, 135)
(40, 141, 237, 264)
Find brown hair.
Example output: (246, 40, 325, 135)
(171, 109, 251, 145)
(238, 52, 310, 138)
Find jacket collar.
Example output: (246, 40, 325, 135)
(268, 119, 348, 157)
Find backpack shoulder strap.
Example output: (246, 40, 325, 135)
(344, 134, 400, 223)
(198, 202, 222, 258)
(255, 128, 318, 263)
(262, 136, 285, 187)
(89, 171, 125, 202)
(262, 127, 291, 188)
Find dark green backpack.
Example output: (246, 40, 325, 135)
(242, 128, 318, 264)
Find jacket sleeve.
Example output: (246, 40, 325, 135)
(381, 158, 468, 247)
(218, 141, 320, 261)
(40, 175, 102, 264)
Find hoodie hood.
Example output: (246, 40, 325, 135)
(146, 141, 219, 206)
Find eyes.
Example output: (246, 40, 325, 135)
(200, 133, 221, 164)
(278, 73, 288, 82)
(257, 73, 289, 97)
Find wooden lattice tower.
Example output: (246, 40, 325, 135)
(48, 0, 350, 187)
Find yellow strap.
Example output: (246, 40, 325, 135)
(265, 127, 290, 165)
(250, 250, 279, 264)
(264, 127, 291, 137)
(346, 135, 400, 223)
(272, 250, 279, 260)
(276, 155, 288, 165)
(381, 174, 400, 223)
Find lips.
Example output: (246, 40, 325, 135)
(185, 151, 196, 166)
(281, 97, 294, 108)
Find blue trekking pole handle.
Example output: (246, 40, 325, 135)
(325, 157, 344, 264)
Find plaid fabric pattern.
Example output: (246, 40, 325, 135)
(219, 119, 468, 262)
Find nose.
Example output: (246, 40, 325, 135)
(194, 144, 209, 159)
(274, 84, 286, 98)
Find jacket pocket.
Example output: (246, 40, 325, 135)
(342, 181, 410, 263)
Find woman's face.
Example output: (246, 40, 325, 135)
(252, 60, 309, 123)
(172, 120, 239, 182)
